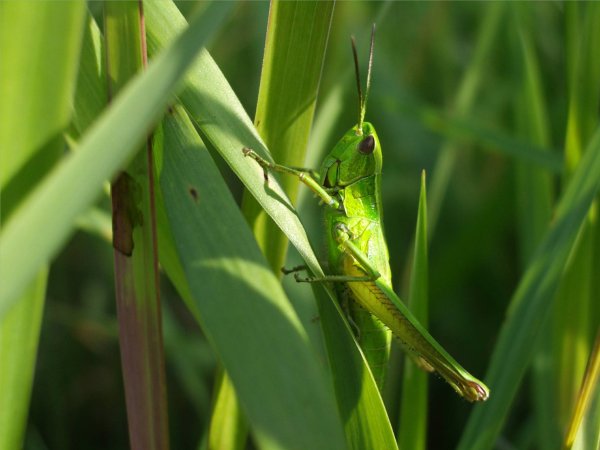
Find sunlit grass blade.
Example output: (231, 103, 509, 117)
(216, 2, 333, 446)
(0, 1, 85, 189)
(397, 171, 429, 450)
(143, 3, 398, 448)
(0, 1, 232, 315)
(0, 271, 47, 450)
(71, 14, 106, 136)
(241, 0, 334, 272)
(155, 105, 346, 450)
(553, 2, 600, 438)
(207, 370, 247, 450)
(0, 3, 85, 449)
(458, 127, 600, 450)
(563, 331, 600, 450)
(314, 286, 398, 450)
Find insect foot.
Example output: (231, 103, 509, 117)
(242, 147, 269, 182)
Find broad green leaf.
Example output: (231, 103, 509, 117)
(458, 127, 600, 450)
(0, 1, 232, 316)
(156, 105, 346, 450)
(144, 0, 322, 278)
(144, 3, 399, 448)
(213, 2, 334, 447)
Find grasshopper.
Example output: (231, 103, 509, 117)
(243, 26, 489, 402)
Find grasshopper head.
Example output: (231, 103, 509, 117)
(320, 122, 382, 188)
(319, 25, 380, 189)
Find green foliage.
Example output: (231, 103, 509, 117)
(1, 2, 598, 449)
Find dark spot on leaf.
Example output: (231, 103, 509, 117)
(189, 187, 199, 203)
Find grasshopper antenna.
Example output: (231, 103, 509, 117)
(351, 24, 376, 135)
(351, 35, 363, 134)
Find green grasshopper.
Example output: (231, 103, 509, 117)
(243, 26, 489, 402)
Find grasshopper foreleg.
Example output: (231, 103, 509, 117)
(281, 265, 308, 275)
(242, 147, 340, 209)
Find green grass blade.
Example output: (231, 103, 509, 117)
(563, 331, 600, 450)
(401, 101, 563, 173)
(0, 1, 232, 316)
(0, 0, 85, 189)
(71, 14, 106, 136)
(218, 3, 333, 445)
(207, 371, 247, 450)
(553, 2, 600, 437)
(156, 105, 346, 450)
(314, 286, 398, 450)
(510, 4, 557, 448)
(0, 271, 47, 450)
(397, 171, 429, 450)
(144, 3, 399, 448)
(144, 1, 321, 278)
(241, 0, 334, 273)
(104, 2, 169, 448)
(458, 127, 600, 450)
(0, 3, 85, 448)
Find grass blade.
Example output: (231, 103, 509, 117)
(0, 271, 47, 450)
(458, 127, 600, 450)
(143, 3, 398, 448)
(0, 3, 85, 449)
(0, 1, 85, 188)
(241, 0, 334, 272)
(563, 331, 600, 450)
(553, 2, 600, 438)
(156, 105, 346, 450)
(510, 4, 556, 448)
(397, 171, 429, 450)
(0, 1, 232, 315)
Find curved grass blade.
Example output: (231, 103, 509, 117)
(143, 3, 399, 448)
(219, 2, 334, 447)
(0, 1, 232, 316)
(156, 105, 346, 450)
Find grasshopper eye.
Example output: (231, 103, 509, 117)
(358, 135, 375, 154)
